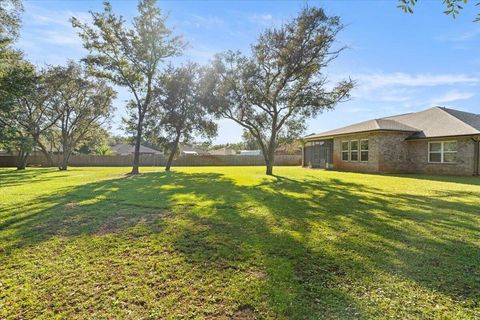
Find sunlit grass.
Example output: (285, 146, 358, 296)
(0, 166, 479, 319)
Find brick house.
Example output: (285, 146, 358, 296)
(303, 107, 480, 176)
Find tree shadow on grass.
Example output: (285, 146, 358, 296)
(382, 172, 480, 187)
(0, 168, 68, 188)
(1, 170, 479, 318)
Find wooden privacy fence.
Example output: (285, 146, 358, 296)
(0, 154, 301, 167)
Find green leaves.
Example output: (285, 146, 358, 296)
(0, 0, 23, 41)
(72, 0, 184, 93)
(0, 44, 37, 155)
(142, 63, 218, 158)
(204, 7, 353, 175)
(398, 0, 480, 22)
(48, 62, 116, 169)
(72, 0, 184, 173)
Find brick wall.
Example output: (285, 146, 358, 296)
(332, 132, 381, 173)
(407, 136, 477, 175)
(328, 133, 479, 175)
(377, 132, 413, 173)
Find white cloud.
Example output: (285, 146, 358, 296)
(376, 94, 411, 103)
(374, 87, 416, 103)
(429, 90, 475, 105)
(354, 72, 479, 90)
(20, 4, 89, 50)
(189, 14, 224, 28)
(249, 13, 274, 26)
(43, 30, 82, 47)
(27, 9, 90, 28)
(341, 106, 374, 113)
(184, 44, 220, 63)
(436, 29, 480, 42)
(29, 13, 70, 27)
(340, 72, 479, 109)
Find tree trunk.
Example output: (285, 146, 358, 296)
(16, 150, 29, 170)
(131, 114, 144, 175)
(265, 161, 273, 175)
(264, 133, 277, 176)
(58, 158, 68, 170)
(37, 140, 55, 167)
(165, 132, 181, 172)
(265, 151, 275, 175)
(59, 149, 71, 171)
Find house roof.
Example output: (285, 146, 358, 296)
(182, 150, 199, 155)
(110, 144, 162, 155)
(209, 147, 237, 155)
(178, 143, 209, 154)
(306, 107, 480, 140)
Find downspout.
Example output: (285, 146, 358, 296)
(477, 139, 480, 176)
(301, 141, 305, 167)
(473, 137, 480, 176)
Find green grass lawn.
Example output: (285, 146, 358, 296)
(0, 166, 479, 319)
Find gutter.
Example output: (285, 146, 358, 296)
(406, 133, 480, 141)
(304, 129, 419, 142)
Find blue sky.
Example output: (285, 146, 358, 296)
(17, 0, 480, 144)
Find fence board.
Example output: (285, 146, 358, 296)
(0, 154, 301, 168)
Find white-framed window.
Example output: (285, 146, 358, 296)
(350, 140, 359, 161)
(428, 141, 457, 163)
(341, 141, 349, 161)
(360, 139, 369, 162)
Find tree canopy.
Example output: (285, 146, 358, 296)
(72, 0, 184, 174)
(202, 7, 353, 175)
(0, 47, 37, 169)
(49, 62, 116, 170)
(0, 0, 23, 41)
(143, 63, 217, 171)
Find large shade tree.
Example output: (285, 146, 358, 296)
(0, 127, 34, 170)
(72, 0, 184, 175)
(0, 0, 25, 108)
(1, 67, 66, 167)
(202, 7, 353, 175)
(0, 49, 37, 169)
(143, 63, 217, 171)
(0, 0, 34, 170)
(50, 62, 115, 171)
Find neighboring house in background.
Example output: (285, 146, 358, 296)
(178, 143, 209, 156)
(275, 142, 302, 155)
(239, 150, 262, 156)
(182, 150, 199, 156)
(210, 147, 237, 155)
(110, 144, 162, 156)
(303, 107, 480, 176)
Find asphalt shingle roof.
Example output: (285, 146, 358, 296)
(306, 107, 480, 140)
(441, 107, 480, 131)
